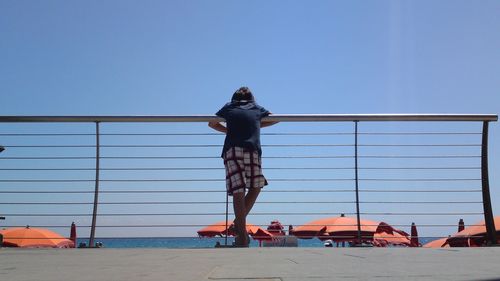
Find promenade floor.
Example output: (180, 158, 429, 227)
(1, 247, 500, 281)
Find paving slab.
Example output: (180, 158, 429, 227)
(1, 247, 500, 281)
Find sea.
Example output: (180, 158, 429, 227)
(76, 237, 436, 249)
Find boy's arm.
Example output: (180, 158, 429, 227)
(208, 121, 227, 133)
(261, 113, 279, 128)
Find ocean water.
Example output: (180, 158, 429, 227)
(76, 237, 436, 249)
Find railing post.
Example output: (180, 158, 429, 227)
(89, 122, 101, 247)
(354, 121, 362, 244)
(481, 121, 497, 245)
(224, 191, 229, 246)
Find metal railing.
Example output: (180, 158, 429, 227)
(0, 114, 497, 247)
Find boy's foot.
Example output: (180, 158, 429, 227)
(228, 223, 236, 235)
(234, 234, 250, 247)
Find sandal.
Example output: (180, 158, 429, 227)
(234, 234, 251, 247)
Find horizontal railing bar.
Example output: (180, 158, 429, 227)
(359, 144, 481, 147)
(0, 132, 482, 137)
(0, 133, 97, 136)
(3, 145, 97, 148)
(291, 224, 486, 228)
(0, 167, 352, 171)
(359, 167, 480, 170)
(0, 224, 485, 228)
(0, 235, 450, 239)
(359, 155, 480, 158)
(358, 132, 481, 135)
(0, 201, 481, 205)
(363, 201, 481, 204)
(360, 189, 481, 193)
(274, 235, 487, 239)
(359, 178, 480, 181)
(0, 157, 98, 160)
(69, 235, 472, 237)
(0, 114, 497, 122)
(360, 213, 484, 216)
(2, 212, 483, 216)
(0, 189, 481, 194)
(24, 235, 471, 239)
(0, 237, 76, 240)
(0, 167, 297, 171)
(0, 178, 481, 182)
(1, 225, 87, 228)
(0, 234, 432, 240)
(0, 155, 480, 160)
(0, 189, 356, 193)
(359, 144, 480, 147)
(0, 180, 96, 182)
(0, 132, 355, 136)
(2, 144, 481, 148)
(3, 144, 355, 148)
(0, 191, 97, 193)
(0, 167, 480, 171)
(0, 179, 355, 182)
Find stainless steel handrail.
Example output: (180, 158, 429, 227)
(0, 114, 497, 123)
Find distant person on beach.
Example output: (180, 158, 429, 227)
(209, 87, 278, 247)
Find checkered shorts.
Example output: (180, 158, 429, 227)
(223, 147, 268, 196)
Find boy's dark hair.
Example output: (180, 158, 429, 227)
(231, 87, 254, 102)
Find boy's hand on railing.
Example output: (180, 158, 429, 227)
(262, 113, 279, 128)
(208, 121, 227, 134)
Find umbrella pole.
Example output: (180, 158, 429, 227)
(225, 190, 229, 246)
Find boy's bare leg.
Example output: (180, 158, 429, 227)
(244, 188, 261, 216)
(232, 192, 248, 246)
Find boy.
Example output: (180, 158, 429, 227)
(209, 87, 278, 247)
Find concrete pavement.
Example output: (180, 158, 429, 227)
(1, 247, 500, 281)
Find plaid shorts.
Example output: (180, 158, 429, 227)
(223, 147, 268, 196)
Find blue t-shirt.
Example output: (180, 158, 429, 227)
(216, 101, 270, 157)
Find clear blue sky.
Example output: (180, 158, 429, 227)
(1, 0, 499, 115)
(1, 0, 499, 240)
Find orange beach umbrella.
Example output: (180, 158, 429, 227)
(447, 216, 500, 247)
(372, 222, 411, 247)
(422, 238, 449, 248)
(197, 221, 273, 240)
(291, 215, 379, 241)
(292, 215, 412, 246)
(0, 226, 74, 248)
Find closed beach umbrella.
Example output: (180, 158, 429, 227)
(447, 216, 500, 247)
(69, 222, 77, 248)
(458, 219, 465, 232)
(0, 226, 74, 248)
(410, 222, 419, 247)
(291, 215, 379, 242)
(422, 237, 449, 248)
